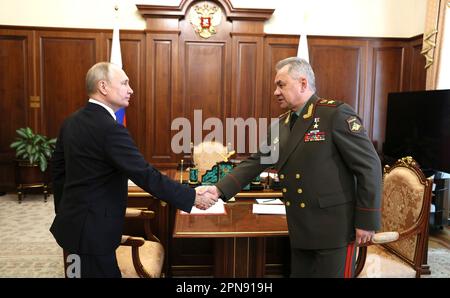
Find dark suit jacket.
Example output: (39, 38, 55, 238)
(50, 102, 195, 255)
(216, 94, 382, 249)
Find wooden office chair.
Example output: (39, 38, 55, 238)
(355, 156, 432, 277)
(116, 208, 165, 278)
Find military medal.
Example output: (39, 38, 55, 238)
(304, 131, 326, 142)
(313, 117, 320, 129)
(305, 118, 325, 142)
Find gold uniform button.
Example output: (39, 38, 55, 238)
(282, 188, 287, 193)
(286, 201, 291, 206)
(297, 188, 303, 194)
(300, 202, 306, 208)
(296, 174, 301, 179)
(280, 174, 285, 180)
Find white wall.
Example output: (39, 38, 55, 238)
(0, 0, 427, 37)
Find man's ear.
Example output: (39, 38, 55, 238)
(98, 80, 108, 95)
(299, 77, 308, 93)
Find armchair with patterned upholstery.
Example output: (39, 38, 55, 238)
(116, 208, 165, 278)
(355, 156, 432, 278)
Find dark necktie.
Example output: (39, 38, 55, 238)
(289, 112, 299, 130)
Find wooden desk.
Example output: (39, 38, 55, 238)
(173, 199, 288, 277)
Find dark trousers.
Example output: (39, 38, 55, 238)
(290, 242, 356, 278)
(64, 250, 122, 278)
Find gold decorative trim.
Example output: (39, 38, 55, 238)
(29, 96, 40, 108)
(421, 29, 438, 69)
(302, 103, 314, 119)
(188, 2, 222, 39)
(175, 230, 288, 236)
(234, 191, 283, 198)
(399, 156, 416, 167)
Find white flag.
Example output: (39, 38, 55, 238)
(110, 13, 122, 69)
(111, 7, 126, 125)
(297, 33, 309, 63)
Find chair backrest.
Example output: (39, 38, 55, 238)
(379, 156, 432, 274)
(193, 141, 228, 175)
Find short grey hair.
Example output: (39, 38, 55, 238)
(275, 57, 316, 92)
(85, 62, 117, 96)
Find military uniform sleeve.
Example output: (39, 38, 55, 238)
(216, 152, 270, 200)
(216, 119, 279, 200)
(332, 104, 382, 231)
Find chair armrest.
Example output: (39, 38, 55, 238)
(357, 231, 399, 247)
(125, 208, 155, 219)
(372, 231, 399, 244)
(124, 208, 160, 243)
(121, 235, 145, 247)
(354, 231, 399, 277)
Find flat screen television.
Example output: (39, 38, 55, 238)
(383, 89, 450, 175)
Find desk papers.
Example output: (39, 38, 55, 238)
(252, 204, 286, 215)
(180, 199, 226, 215)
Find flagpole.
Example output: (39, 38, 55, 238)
(111, 3, 126, 125)
(111, 4, 122, 69)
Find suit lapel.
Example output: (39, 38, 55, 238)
(277, 94, 319, 170)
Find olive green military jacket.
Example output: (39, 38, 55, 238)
(216, 94, 382, 249)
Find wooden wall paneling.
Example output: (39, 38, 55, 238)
(178, 6, 232, 156)
(146, 33, 179, 165)
(409, 36, 427, 91)
(184, 41, 227, 133)
(36, 30, 102, 139)
(0, 29, 34, 190)
(230, 34, 263, 155)
(308, 37, 368, 123)
(106, 32, 146, 153)
(367, 41, 405, 152)
(263, 36, 299, 120)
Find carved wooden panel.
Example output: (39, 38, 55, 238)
(410, 42, 427, 91)
(147, 36, 176, 162)
(185, 42, 226, 122)
(230, 36, 263, 154)
(309, 40, 365, 113)
(370, 46, 404, 152)
(263, 36, 298, 119)
(38, 32, 100, 139)
(231, 37, 262, 118)
(0, 30, 32, 190)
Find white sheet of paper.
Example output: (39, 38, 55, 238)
(256, 198, 283, 204)
(252, 204, 286, 215)
(181, 199, 226, 215)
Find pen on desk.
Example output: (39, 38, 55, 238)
(261, 198, 277, 202)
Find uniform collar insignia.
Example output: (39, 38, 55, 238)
(302, 103, 314, 119)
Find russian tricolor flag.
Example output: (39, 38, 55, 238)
(111, 6, 126, 126)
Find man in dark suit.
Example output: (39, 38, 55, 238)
(210, 57, 382, 277)
(50, 62, 217, 278)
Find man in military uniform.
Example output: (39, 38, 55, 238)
(209, 57, 382, 277)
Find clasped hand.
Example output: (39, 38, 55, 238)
(194, 186, 220, 210)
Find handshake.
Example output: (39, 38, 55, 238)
(194, 186, 221, 210)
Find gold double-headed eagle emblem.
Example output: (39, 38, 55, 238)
(189, 2, 222, 39)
